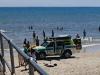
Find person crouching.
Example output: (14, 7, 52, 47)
(30, 49, 37, 63)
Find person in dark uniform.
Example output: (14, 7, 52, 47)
(32, 31, 36, 44)
(43, 30, 46, 40)
(26, 41, 30, 49)
(33, 31, 36, 39)
(36, 36, 39, 46)
(23, 38, 27, 47)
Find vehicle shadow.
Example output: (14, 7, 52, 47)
(38, 56, 76, 61)
(39, 56, 77, 67)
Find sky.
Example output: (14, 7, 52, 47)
(0, 0, 100, 7)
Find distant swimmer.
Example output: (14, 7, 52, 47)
(28, 26, 33, 30)
(83, 29, 86, 39)
(51, 30, 54, 37)
(57, 26, 59, 30)
(30, 26, 33, 30)
(99, 26, 100, 32)
(57, 26, 63, 31)
(28, 26, 31, 30)
(60, 27, 63, 31)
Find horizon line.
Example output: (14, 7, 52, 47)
(0, 6, 100, 8)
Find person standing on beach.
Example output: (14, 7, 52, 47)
(32, 31, 36, 43)
(33, 31, 36, 39)
(76, 34, 80, 38)
(18, 38, 27, 67)
(83, 29, 86, 39)
(43, 30, 46, 41)
(43, 30, 45, 39)
(18, 53, 24, 67)
(26, 41, 30, 49)
(36, 36, 39, 46)
(23, 38, 27, 46)
(23, 45, 29, 70)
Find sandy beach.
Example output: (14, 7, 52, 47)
(4, 46, 100, 75)
(1, 7, 100, 75)
(2, 36, 100, 75)
(37, 52, 100, 75)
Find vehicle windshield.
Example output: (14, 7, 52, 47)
(41, 42, 49, 47)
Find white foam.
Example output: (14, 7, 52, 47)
(82, 44, 100, 48)
(0, 29, 7, 33)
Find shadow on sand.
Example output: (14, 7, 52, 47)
(21, 68, 29, 72)
(38, 56, 76, 61)
(40, 56, 76, 67)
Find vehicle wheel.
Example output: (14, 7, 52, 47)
(39, 52, 46, 59)
(62, 49, 72, 58)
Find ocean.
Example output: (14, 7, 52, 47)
(0, 7, 100, 48)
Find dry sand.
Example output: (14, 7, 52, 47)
(5, 50, 100, 75)
(38, 52, 100, 75)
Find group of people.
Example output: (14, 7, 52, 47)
(23, 39, 37, 61)
(33, 30, 55, 44)
(18, 38, 37, 70)
(23, 43, 37, 69)
(57, 26, 63, 31)
(23, 38, 37, 60)
(28, 26, 33, 30)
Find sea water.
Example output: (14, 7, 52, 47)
(0, 7, 100, 48)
